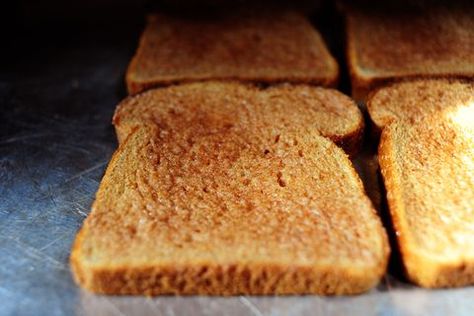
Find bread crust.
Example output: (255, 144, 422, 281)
(71, 264, 384, 295)
(72, 222, 386, 296)
(326, 119, 364, 158)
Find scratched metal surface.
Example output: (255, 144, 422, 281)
(1, 13, 474, 316)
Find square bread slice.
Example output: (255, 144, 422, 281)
(368, 79, 474, 287)
(344, 2, 474, 101)
(71, 82, 389, 295)
(126, 10, 338, 94)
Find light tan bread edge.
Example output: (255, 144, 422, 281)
(378, 124, 474, 287)
(71, 264, 386, 295)
(72, 244, 387, 295)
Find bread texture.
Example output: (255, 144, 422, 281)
(71, 82, 389, 295)
(115, 81, 364, 156)
(126, 10, 338, 94)
(367, 79, 474, 135)
(344, 2, 474, 101)
(369, 79, 474, 287)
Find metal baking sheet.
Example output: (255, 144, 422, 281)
(1, 16, 473, 316)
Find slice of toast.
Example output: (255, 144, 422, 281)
(369, 79, 474, 287)
(379, 107, 474, 287)
(344, 2, 474, 101)
(71, 82, 389, 295)
(126, 10, 338, 94)
(367, 79, 474, 135)
(114, 81, 364, 156)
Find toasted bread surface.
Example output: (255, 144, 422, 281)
(345, 3, 474, 100)
(126, 10, 338, 94)
(379, 108, 474, 287)
(71, 125, 388, 295)
(367, 79, 474, 134)
(370, 79, 474, 287)
(72, 82, 389, 295)
(114, 81, 364, 155)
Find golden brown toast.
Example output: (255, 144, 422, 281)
(344, 2, 474, 101)
(126, 10, 338, 94)
(367, 79, 474, 135)
(114, 81, 364, 156)
(369, 79, 474, 287)
(71, 82, 389, 295)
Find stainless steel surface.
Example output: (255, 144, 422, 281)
(1, 15, 474, 316)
